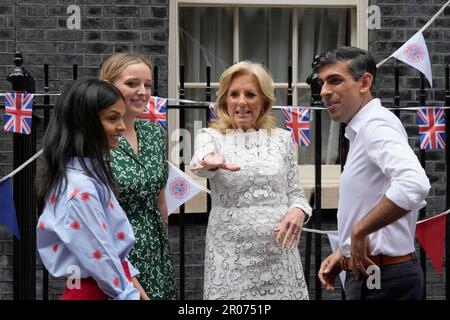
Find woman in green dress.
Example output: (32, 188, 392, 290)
(100, 52, 178, 299)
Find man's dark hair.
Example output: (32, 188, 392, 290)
(316, 46, 377, 94)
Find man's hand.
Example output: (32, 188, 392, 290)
(348, 196, 408, 279)
(318, 249, 343, 292)
(190, 153, 240, 173)
(350, 228, 376, 279)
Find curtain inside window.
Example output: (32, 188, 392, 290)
(298, 8, 349, 164)
(179, 7, 233, 133)
(179, 6, 349, 164)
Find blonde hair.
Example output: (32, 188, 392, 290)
(211, 61, 277, 133)
(99, 52, 152, 83)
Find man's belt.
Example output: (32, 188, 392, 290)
(342, 253, 415, 271)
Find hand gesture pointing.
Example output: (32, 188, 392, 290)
(190, 153, 240, 173)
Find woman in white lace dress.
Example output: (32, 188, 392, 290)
(190, 61, 312, 300)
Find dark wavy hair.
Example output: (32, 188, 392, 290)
(36, 78, 124, 214)
(316, 46, 377, 95)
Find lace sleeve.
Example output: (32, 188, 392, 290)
(190, 128, 219, 178)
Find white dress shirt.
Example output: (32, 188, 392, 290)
(338, 98, 430, 257)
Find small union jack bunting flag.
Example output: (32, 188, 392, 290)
(3, 92, 34, 134)
(418, 107, 445, 150)
(208, 102, 218, 122)
(139, 96, 167, 133)
(282, 107, 311, 147)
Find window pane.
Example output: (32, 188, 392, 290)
(297, 87, 339, 165)
(296, 8, 349, 165)
(179, 7, 233, 82)
(274, 88, 289, 107)
(239, 8, 292, 83)
(298, 8, 350, 83)
(179, 88, 216, 153)
(272, 88, 291, 128)
(182, 88, 217, 127)
(297, 87, 310, 106)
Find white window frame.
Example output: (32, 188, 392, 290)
(169, 0, 368, 101)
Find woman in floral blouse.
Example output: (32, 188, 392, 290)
(36, 78, 147, 300)
(100, 52, 178, 299)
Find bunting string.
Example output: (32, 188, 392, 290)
(418, 0, 450, 35)
(0, 149, 43, 184)
(2, 93, 450, 111)
(303, 209, 450, 235)
(0, 92, 61, 96)
(416, 208, 450, 224)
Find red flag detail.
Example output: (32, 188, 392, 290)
(415, 214, 446, 273)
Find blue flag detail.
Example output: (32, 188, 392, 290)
(0, 178, 21, 239)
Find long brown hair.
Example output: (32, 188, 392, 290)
(100, 52, 152, 82)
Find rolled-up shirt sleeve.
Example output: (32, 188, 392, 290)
(365, 123, 431, 211)
(284, 132, 313, 224)
(55, 188, 139, 300)
(190, 128, 219, 178)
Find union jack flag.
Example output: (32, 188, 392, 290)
(208, 102, 218, 122)
(418, 107, 445, 150)
(3, 92, 34, 135)
(139, 96, 167, 133)
(282, 107, 311, 147)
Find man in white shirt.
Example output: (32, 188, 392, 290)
(317, 47, 431, 299)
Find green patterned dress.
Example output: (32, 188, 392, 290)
(108, 119, 178, 300)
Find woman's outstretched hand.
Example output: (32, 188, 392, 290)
(190, 153, 240, 173)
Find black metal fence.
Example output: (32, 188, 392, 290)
(1, 51, 450, 300)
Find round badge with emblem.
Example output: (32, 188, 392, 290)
(405, 43, 424, 63)
(170, 178, 190, 199)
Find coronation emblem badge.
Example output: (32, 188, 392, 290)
(170, 178, 190, 199)
(405, 43, 424, 63)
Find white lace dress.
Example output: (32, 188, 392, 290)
(190, 128, 312, 300)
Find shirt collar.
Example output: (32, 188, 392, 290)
(66, 157, 98, 171)
(344, 98, 381, 142)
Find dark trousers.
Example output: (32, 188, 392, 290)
(344, 258, 424, 300)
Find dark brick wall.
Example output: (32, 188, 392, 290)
(0, 0, 169, 173)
